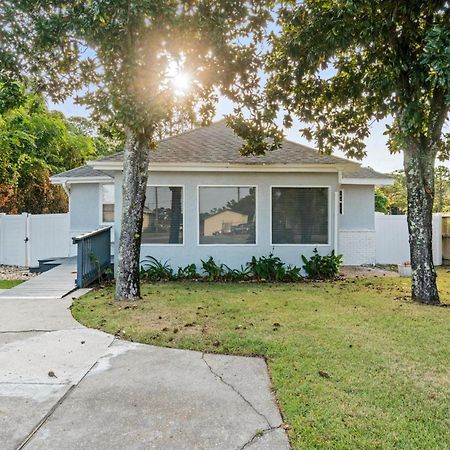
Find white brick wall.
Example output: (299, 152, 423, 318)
(339, 230, 376, 265)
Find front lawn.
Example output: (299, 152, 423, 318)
(0, 280, 23, 289)
(72, 269, 450, 449)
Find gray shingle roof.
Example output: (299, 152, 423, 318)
(342, 167, 392, 179)
(95, 120, 354, 166)
(53, 121, 390, 181)
(51, 165, 111, 179)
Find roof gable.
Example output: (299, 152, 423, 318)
(93, 120, 356, 167)
(50, 121, 393, 185)
(50, 165, 112, 183)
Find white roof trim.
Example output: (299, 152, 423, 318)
(89, 160, 359, 173)
(50, 176, 112, 185)
(341, 177, 394, 186)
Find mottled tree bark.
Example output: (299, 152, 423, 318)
(115, 129, 151, 301)
(403, 142, 440, 305)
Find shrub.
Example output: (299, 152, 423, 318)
(201, 256, 227, 281)
(139, 254, 307, 283)
(247, 253, 302, 282)
(301, 249, 343, 279)
(284, 264, 302, 282)
(226, 264, 252, 282)
(141, 256, 174, 281)
(176, 263, 200, 280)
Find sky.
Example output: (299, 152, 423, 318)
(49, 93, 448, 175)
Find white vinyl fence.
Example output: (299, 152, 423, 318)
(375, 213, 442, 265)
(0, 213, 70, 267)
(0, 212, 444, 268)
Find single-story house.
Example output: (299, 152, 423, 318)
(51, 120, 393, 269)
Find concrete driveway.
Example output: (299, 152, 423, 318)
(0, 287, 289, 449)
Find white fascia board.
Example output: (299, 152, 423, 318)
(341, 177, 394, 186)
(50, 176, 112, 185)
(50, 177, 67, 185)
(147, 164, 344, 173)
(89, 160, 359, 173)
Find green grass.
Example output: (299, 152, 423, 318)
(0, 279, 23, 289)
(72, 269, 450, 449)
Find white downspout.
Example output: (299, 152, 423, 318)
(335, 170, 343, 255)
(334, 191, 339, 254)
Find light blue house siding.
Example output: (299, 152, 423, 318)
(69, 183, 101, 233)
(63, 172, 379, 267)
(52, 122, 392, 267)
(68, 182, 116, 256)
(338, 185, 376, 264)
(113, 170, 342, 270)
(339, 185, 375, 230)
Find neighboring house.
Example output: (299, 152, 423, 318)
(203, 210, 248, 235)
(51, 120, 393, 267)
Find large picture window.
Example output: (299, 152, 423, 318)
(199, 186, 256, 245)
(101, 184, 115, 223)
(142, 186, 183, 244)
(271, 187, 328, 245)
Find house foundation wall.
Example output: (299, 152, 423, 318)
(338, 230, 376, 265)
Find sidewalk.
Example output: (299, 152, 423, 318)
(0, 269, 288, 450)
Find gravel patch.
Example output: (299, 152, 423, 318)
(340, 265, 398, 278)
(0, 265, 36, 281)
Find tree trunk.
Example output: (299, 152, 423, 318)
(115, 129, 151, 301)
(403, 143, 440, 305)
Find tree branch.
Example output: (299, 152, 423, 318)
(428, 86, 449, 153)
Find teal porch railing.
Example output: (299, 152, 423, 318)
(72, 227, 112, 288)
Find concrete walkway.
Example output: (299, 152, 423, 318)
(0, 272, 289, 449)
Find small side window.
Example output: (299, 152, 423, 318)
(339, 190, 344, 215)
(101, 184, 115, 223)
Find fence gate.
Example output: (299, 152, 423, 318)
(443, 215, 450, 265)
(0, 214, 27, 266)
(0, 213, 70, 267)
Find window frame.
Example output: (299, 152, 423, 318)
(269, 185, 331, 247)
(99, 183, 115, 226)
(141, 184, 185, 247)
(197, 185, 258, 246)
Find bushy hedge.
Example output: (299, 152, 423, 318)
(140, 250, 342, 282)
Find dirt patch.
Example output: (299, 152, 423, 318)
(340, 265, 398, 278)
(0, 265, 36, 281)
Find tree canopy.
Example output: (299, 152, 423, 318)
(1, 1, 271, 138)
(377, 167, 449, 214)
(230, 0, 449, 304)
(1, 0, 274, 299)
(0, 81, 107, 213)
(235, 0, 449, 161)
